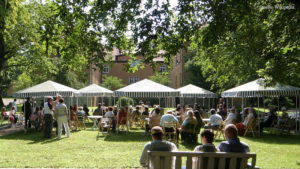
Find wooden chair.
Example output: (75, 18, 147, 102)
(163, 122, 178, 145)
(76, 114, 86, 130)
(98, 118, 112, 136)
(118, 116, 128, 131)
(244, 118, 257, 137)
(147, 151, 258, 169)
(214, 121, 225, 139)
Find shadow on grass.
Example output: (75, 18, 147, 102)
(242, 133, 300, 145)
(102, 131, 151, 142)
(0, 128, 82, 144)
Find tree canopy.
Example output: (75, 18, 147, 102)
(0, 0, 299, 107)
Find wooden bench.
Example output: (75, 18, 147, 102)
(147, 151, 258, 169)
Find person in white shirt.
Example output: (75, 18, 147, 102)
(104, 106, 116, 132)
(160, 110, 179, 141)
(224, 108, 236, 126)
(11, 99, 17, 112)
(204, 109, 223, 130)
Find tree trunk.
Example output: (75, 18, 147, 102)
(0, 96, 4, 108)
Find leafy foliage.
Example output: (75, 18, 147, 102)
(101, 75, 124, 91)
(149, 73, 170, 86)
(116, 97, 134, 108)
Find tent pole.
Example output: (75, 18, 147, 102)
(232, 98, 233, 108)
(202, 98, 204, 107)
(277, 97, 280, 111)
(209, 98, 211, 110)
(242, 97, 244, 109)
(159, 97, 160, 106)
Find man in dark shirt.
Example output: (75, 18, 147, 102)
(259, 108, 278, 133)
(23, 97, 32, 129)
(218, 124, 250, 153)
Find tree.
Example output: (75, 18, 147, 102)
(101, 75, 124, 91)
(149, 73, 170, 86)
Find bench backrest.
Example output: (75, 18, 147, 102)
(148, 151, 256, 169)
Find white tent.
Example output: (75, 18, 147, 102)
(78, 84, 113, 97)
(221, 78, 300, 98)
(115, 79, 180, 98)
(221, 78, 300, 134)
(14, 80, 78, 98)
(177, 84, 218, 98)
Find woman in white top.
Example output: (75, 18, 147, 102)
(235, 108, 256, 136)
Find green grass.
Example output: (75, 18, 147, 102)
(0, 123, 300, 169)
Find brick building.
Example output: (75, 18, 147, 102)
(89, 48, 185, 89)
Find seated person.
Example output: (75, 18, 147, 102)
(76, 107, 86, 121)
(235, 108, 256, 136)
(118, 107, 127, 124)
(145, 108, 161, 134)
(1, 107, 15, 127)
(204, 109, 223, 130)
(142, 107, 149, 116)
(194, 129, 218, 152)
(140, 126, 177, 169)
(193, 130, 218, 169)
(83, 104, 89, 117)
(30, 107, 41, 130)
(233, 109, 242, 124)
(194, 110, 204, 136)
(104, 106, 116, 132)
(217, 104, 227, 120)
(259, 107, 278, 133)
(10, 106, 19, 124)
(224, 108, 236, 126)
(218, 124, 250, 153)
(160, 110, 179, 140)
(278, 107, 289, 127)
(93, 103, 103, 116)
(180, 111, 198, 142)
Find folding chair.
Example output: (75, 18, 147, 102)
(98, 118, 112, 136)
(244, 118, 257, 137)
(163, 122, 178, 145)
(214, 121, 225, 139)
(118, 116, 128, 131)
(76, 114, 86, 130)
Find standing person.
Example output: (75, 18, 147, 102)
(44, 97, 54, 138)
(55, 99, 70, 139)
(11, 99, 17, 112)
(23, 97, 32, 129)
(140, 126, 178, 169)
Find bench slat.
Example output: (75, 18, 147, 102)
(186, 156, 193, 169)
(153, 156, 160, 169)
(240, 158, 248, 169)
(207, 157, 214, 169)
(175, 156, 182, 169)
(164, 156, 171, 169)
(218, 157, 225, 169)
(229, 157, 237, 169)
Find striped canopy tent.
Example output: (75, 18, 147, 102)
(14, 80, 78, 98)
(78, 84, 113, 97)
(221, 78, 300, 134)
(176, 84, 218, 98)
(221, 78, 300, 98)
(115, 79, 180, 98)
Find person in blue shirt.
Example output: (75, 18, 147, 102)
(218, 124, 250, 153)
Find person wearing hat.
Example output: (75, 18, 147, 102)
(140, 126, 177, 168)
(44, 97, 54, 138)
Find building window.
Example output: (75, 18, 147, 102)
(129, 77, 139, 84)
(103, 64, 109, 73)
(160, 65, 167, 73)
(130, 60, 140, 68)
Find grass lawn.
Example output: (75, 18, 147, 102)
(0, 123, 300, 169)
